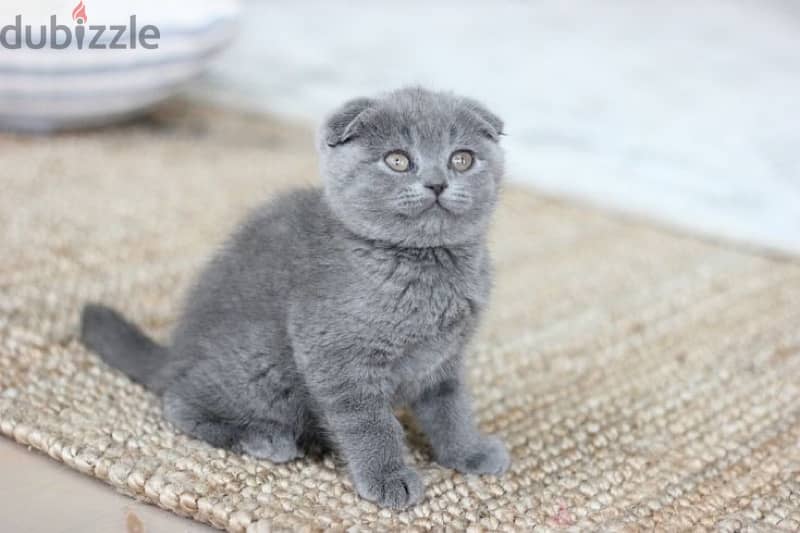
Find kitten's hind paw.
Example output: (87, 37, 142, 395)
(438, 436, 510, 476)
(236, 425, 303, 463)
(354, 467, 424, 509)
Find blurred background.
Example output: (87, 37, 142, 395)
(2, 0, 799, 252)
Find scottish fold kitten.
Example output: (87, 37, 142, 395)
(81, 87, 509, 509)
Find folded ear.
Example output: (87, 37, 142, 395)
(463, 98, 504, 142)
(321, 97, 376, 147)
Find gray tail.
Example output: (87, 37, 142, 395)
(80, 303, 169, 392)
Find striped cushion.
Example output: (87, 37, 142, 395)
(0, 0, 239, 132)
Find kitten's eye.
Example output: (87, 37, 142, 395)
(384, 151, 410, 172)
(450, 150, 474, 172)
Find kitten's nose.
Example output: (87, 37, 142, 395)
(425, 183, 448, 196)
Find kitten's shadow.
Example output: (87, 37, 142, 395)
(397, 409, 434, 459)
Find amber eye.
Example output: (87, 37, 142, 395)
(384, 151, 410, 172)
(450, 150, 474, 172)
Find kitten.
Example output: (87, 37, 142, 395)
(81, 87, 509, 509)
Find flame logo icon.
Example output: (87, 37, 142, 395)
(72, 1, 88, 24)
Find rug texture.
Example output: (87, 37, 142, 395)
(1, 102, 799, 532)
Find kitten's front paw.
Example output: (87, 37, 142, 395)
(353, 467, 424, 509)
(439, 436, 510, 476)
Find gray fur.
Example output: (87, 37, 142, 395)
(80, 87, 510, 509)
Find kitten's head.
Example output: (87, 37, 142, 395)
(318, 87, 504, 247)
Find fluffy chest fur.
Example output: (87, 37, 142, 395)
(301, 240, 487, 400)
(340, 241, 488, 356)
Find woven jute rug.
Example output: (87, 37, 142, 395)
(1, 102, 799, 532)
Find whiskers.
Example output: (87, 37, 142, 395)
(437, 186, 473, 214)
(392, 188, 435, 216)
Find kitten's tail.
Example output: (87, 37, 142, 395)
(80, 303, 169, 393)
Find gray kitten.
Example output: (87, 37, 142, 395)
(81, 87, 509, 509)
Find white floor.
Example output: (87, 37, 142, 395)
(198, 0, 800, 253)
(0, 439, 210, 533)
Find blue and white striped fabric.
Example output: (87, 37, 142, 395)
(0, 0, 240, 132)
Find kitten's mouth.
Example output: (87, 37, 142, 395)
(398, 198, 456, 219)
(420, 200, 453, 215)
(436, 200, 455, 214)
